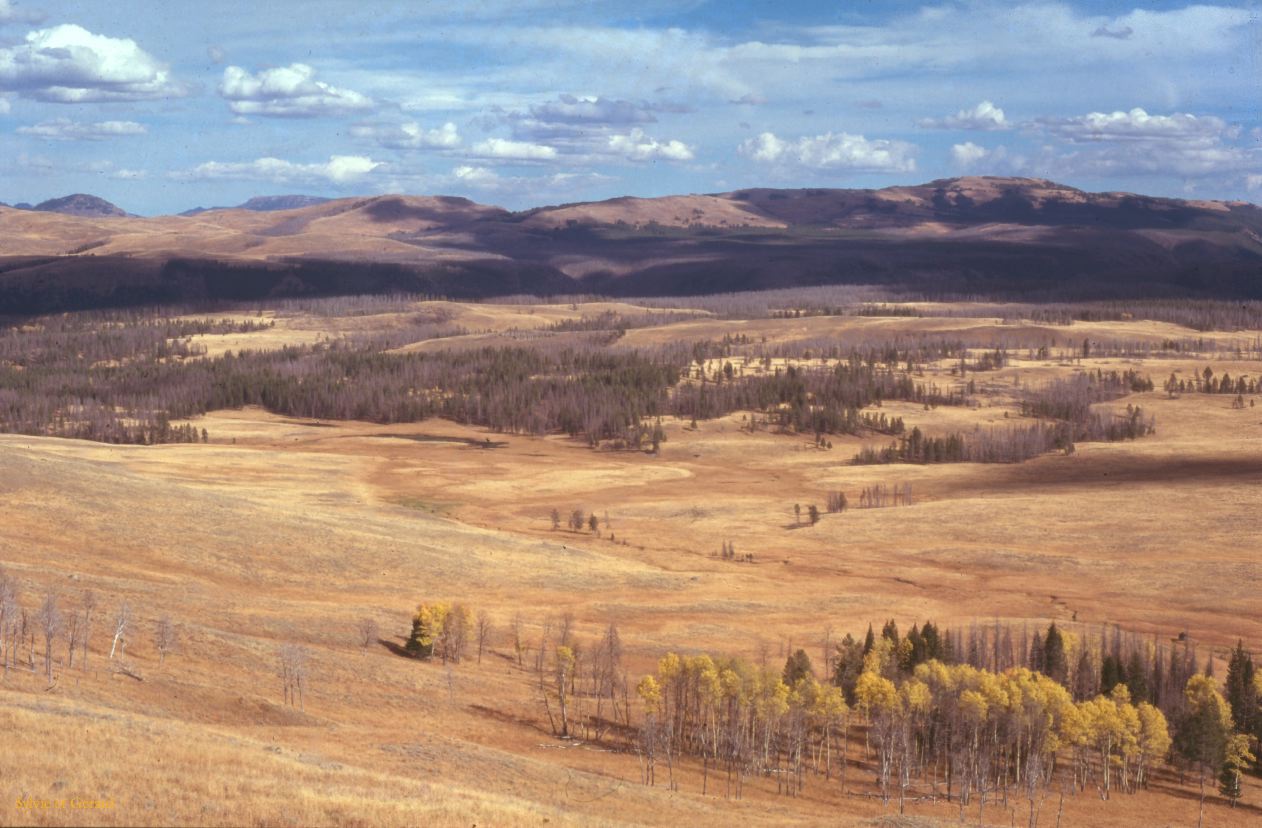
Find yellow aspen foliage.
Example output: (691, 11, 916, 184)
(855, 671, 900, 717)
(637, 674, 662, 713)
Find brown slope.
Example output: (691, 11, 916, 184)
(1, 178, 1260, 313)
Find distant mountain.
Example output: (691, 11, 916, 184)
(1, 178, 1259, 314)
(32, 194, 128, 218)
(181, 194, 332, 216)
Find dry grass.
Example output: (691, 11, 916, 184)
(2, 301, 1261, 826)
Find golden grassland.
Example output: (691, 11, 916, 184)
(2, 302, 1261, 826)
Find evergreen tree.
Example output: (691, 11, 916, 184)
(1126, 648, 1150, 704)
(862, 623, 876, 656)
(1224, 641, 1258, 740)
(832, 634, 864, 705)
(1043, 622, 1068, 684)
(1029, 632, 1045, 674)
(783, 648, 814, 686)
(880, 619, 899, 648)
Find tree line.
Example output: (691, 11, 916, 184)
(627, 619, 1259, 824)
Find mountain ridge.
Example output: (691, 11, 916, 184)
(1, 177, 1259, 314)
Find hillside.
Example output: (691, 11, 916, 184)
(31, 193, 129, 218)
(1, 177, 1260, 313)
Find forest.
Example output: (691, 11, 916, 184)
(0, 300, 1190, 459)
(503, 604, 1262, 825)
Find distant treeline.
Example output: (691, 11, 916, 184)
(853, 371, 1156, 465)
(0, 309, 988, 446)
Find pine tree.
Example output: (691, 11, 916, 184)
(1224, 641, 1257, 740)
(783, 649, 814, 686)
(1043, 623, 1068, 685)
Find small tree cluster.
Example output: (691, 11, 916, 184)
(858, 483, 912, 508)
(405, 601, 474, 663)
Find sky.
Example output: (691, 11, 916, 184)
(0, 0, 1258, 214)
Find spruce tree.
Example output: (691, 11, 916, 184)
(1043, 623, 1068, 684)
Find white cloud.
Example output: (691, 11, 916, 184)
(1247, 175, 1262, 193)
(108, 167, 147, 180)
(469, 137, 557, 161)
(529, 94, 657, 125)
(0, 97, 9, 114)
(739, 131, 916, 173)
(0, 24, 186, 102)
(177, 154, 380, 184)
(1025, 107, 1260, 181)
(607, 128, 693, 162)
(440, 164, 613, 195)
(451, 165, 501, 186)
(1034, 108, 1226, 145)
(951, 142, 990, 168)
(920, 100, 1010, 131)
(352, 121, 460, 149)
(219, 63, 372, 117)
(17, 118, 146, 140)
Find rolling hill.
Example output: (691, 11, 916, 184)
(1, 177, 1259, 313)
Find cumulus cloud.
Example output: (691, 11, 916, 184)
(1247, 174, 1262, 193)
(219, 63, 372, 117)
(0, 24, 186, 102)
(17, 118, 146, 140)
(441, 164, 614, 196)
(951, 142, 990, 168)
(177, 154, 380, 184)
(1034, 108, 1226, 145)
(739, 131, 916, 173)
(0, 97, 9, 114)
(499, 94, 673, 146)
(469, 137, 558, 161)
(920, 100, 1010, 131)
(451, 165, 501, 187)
(352, 121, 460, 149)
(529, 94, 657, 126)
(1027, 107, 1261, 180)
(607, 128, 693, 162)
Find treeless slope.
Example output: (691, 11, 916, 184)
(518, 194, 785, 230)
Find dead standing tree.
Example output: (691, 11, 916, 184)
(357, 617, 379, 655)
(79, 590, 96, 668)
(109, 602, 131, 660)
(0, 572, 18, 675)
(35, 591, 64, 683)
(154, 616, 176, 664)
(475, 610, 492, 664)
(278, 644, 310, 710)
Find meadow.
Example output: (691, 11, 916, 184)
(1, 292, 1259, 826)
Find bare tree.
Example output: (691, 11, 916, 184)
(80, 590, 96, 667)
(475, 610, 493, 664)
(278, 644, 310, 710)
(511, 612, 525, 667)
(154, 616, 176, 664)
(65, 609, 79, 670)
(550, 508, 561, 530)
(109, 602, 131, 660)
(0, 571, 17, 675)
(357, 617, 379, 655)
(35, 591, 64, 683)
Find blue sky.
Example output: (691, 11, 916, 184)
(0, 0, 1257, 214)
